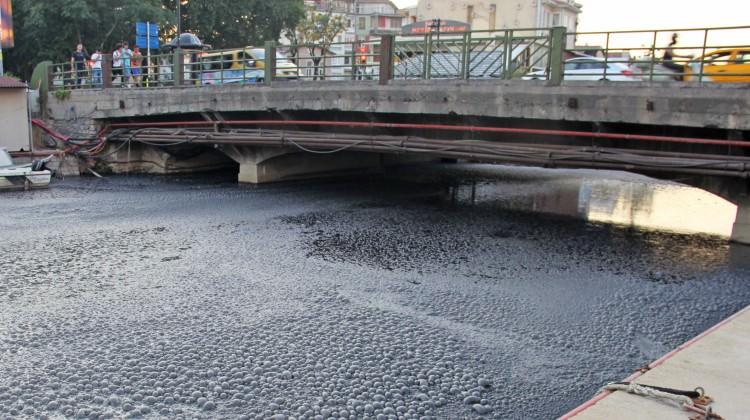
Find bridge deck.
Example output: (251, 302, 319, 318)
(564, 305, 750, 419)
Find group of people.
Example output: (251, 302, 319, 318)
(70, 42, 146, 88)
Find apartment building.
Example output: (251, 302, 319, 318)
(414, 0, 582, 32)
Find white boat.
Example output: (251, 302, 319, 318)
(0, 148, 52, 191)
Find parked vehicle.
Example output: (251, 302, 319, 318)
(198, 48, 300, 85)
(685, 48, 750, 83)
(523, 57, 641, 81)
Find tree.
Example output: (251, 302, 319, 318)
(171, 0, 305, 49)
(5, 0, 305, 80)
(284, 6, 347, 80)
(6, 0, 170, 79)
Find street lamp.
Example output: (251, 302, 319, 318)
(176, 0, 188, 49)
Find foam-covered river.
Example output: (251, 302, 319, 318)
(1, 164, 749, 419)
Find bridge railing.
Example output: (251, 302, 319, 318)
(47, 25, 750, 92)
(565, 26, 750, 82)
(392, 28, 555, 81)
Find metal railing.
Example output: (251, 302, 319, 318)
(393, 28, 555, 80)
(566, 26, 750, 82)
(47, 25, 750, 92)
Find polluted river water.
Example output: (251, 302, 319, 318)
(1, 163, 749, 419)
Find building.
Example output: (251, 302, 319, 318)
(413, 0, 581, 33)
(306, 0, 404, 38)
(0, 77, 30, 152)
(291, 0, 403, 78)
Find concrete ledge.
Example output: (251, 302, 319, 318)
(46, 80, 750, 131)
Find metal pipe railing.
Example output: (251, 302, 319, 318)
(46, 25, 750, 92)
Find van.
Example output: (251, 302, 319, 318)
(198, 47, 300, 85)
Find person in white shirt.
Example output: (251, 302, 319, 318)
(91, 49, 103, 87)
(112, 43, 123, 86)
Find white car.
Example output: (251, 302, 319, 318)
(523, 57, 641, 81)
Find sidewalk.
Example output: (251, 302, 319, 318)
(563, 305, 750, 419)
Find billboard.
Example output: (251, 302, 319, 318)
(402, 20, 471, 36)
(0, 0, 13, 48)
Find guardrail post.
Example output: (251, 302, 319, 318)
(378, 35, 395, 85)
(351, 42, 358, 80)
(424, 33, 433, 80)
(548, 26, 567, 86)
(174, 50, 184, 86)
(503, 30, 513, 80)
(264, 41, 276, 85)
(102, 54, 112, 89)
(461, 32, 471, 79)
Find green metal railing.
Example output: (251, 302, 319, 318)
(393, 28, 555, 80)
(47, 25, 750, 92)
(567, 26, 750, 82)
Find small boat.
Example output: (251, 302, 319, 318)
(0, 148, 52, 191)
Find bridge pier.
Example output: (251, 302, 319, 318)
(221, 145, 394, 184)
(732, 198, 750, 244)
(97, 142, 233, 175)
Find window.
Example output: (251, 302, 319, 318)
(706, 52, 732, 66)
(552, 13, 561, 26)
(358, 17, 366, 30)
(466, 5, 474, 26)
(735, 52, 750, 64)
(223, 54, 235, 70)
(489, 4, 496, 31)
(582, 62, 606, 70)
(564, 62, 578, 71)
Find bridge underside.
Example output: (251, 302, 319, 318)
(40, 81, 750, 242)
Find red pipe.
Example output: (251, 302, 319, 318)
(10, 150, 65, 158)
(107, 120, 750, 149)
(32, 118, 70, 142)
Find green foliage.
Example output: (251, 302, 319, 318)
(5, 0, 305, 80)
(285, 6, 347, 67)
(180, 0, 305, 49)
(53, 89, 71, 101)
(6, 0, 169, 79)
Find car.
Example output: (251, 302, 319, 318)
(523, 57, 641, 81)
(198, 47, 300, 85)
(685, 48, 750, 83)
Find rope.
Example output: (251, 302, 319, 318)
(602, 382, 694, 406)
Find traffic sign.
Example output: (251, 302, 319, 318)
(136, 22, 158, 37)
(136, 35, 159, 50)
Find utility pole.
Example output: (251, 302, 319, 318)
(176, 1, 181, 50)
(0, 4, 4, 76)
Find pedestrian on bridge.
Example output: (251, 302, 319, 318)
(112, 43, 123, 87)
(132, 47, 143, 87)
(91, 48, 103, 88)
(663, 33, 692, 81)
(121, 42, 133, 88)
(70, 43, 89, 88)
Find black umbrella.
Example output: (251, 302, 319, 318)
(162, 33, 210, 51)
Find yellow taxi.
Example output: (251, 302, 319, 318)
(686, 48, 750, 83)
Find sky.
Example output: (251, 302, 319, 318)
(393, 0, 749, 30)
(393, 0, 749, 54)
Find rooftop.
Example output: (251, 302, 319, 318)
(0, 76, 27, 89)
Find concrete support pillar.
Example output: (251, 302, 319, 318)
(221, 145, 437, 184)
(224, 145, 385, 184)
(731, 198, 750, 244)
